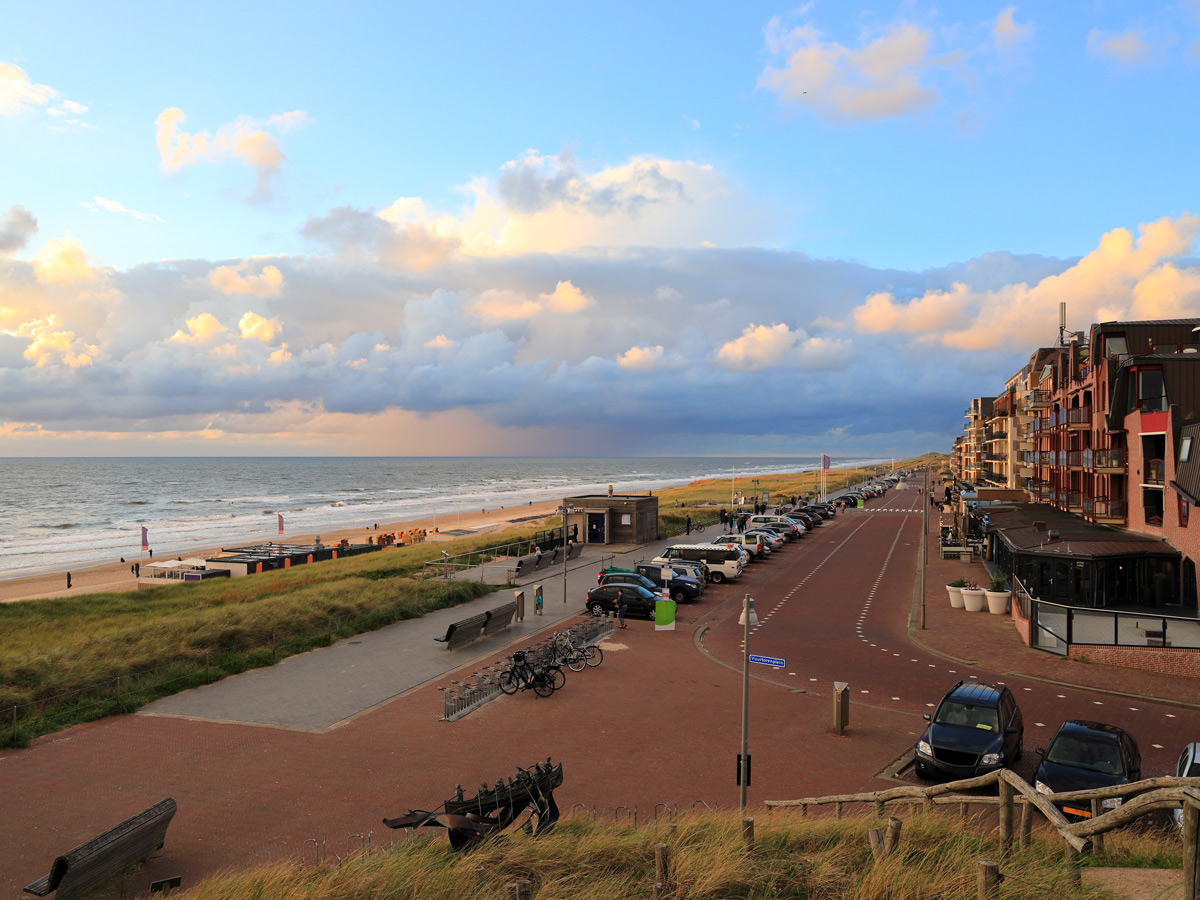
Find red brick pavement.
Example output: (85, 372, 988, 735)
(3, 480, 1197, 899)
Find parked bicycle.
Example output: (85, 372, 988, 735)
(550, 631, 603, 671)
(498, 650, 560, 698)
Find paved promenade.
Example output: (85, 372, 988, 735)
(2, 484, 1196, 899)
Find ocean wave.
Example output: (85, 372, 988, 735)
(122, 500, 149, 505)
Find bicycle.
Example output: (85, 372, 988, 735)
(550, 631, 603, 671)
(498, 651, 558, 698)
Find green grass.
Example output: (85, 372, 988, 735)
(179, 806, 1168, 900)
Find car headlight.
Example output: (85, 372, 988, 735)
(1035, 780, 1053, 795)
(1102, 796, 1123, 810)
(981, 752, 1002, 766)
(916, 740, 932, 757)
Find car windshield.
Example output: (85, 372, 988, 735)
(1046, 734, 1125, 775)
(933, 701, 999, 732)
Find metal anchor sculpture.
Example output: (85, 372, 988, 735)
(383, 758, 563, 851)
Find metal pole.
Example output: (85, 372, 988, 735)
(561, 505, 570, 605)
(740, 593, 750, 810)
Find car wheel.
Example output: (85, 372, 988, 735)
(671, 590, 686, 603)
(711, 571, 725, 584)
(589, 601, 606, 616)
(1014, 735, 1023, 763)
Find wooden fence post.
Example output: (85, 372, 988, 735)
(1019, 799, 1033, 849)
(509, 878, 531, 900)
(1089, 799, 1105, 856)
(655, 843, 670, 890)
(742, 817, 754, 852)
(1182, 791, 1199, 900)
(883, 817, 902, 858)
(976, 858, 1001, 899)
(997, 777, 1013, 856)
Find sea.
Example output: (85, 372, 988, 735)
(0, 456, 882, 579)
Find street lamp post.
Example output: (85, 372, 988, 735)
(738, 593, 758, 810)
(560, 502, 575, 605)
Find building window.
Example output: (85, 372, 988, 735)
(1180, 496, 1191, 528)
(1182, 436, 1193, 464)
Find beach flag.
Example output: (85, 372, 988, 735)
(822, 454, 831, 472)
(278, 514, 284, 535)
(141, 526, 149, 550)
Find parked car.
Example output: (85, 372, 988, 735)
(915, 680, 1024, 780)
(598, 571, 660, 594)
(586, 583, 658, 619)
(654, 544, 744, 582)
(641, 558, 709, 584)
(747, 514, 804, 536)
(1034, 720, 1142, 820)
(713, 533, 767, 559)
(745, 529, 784, 551)
(757, 522, 799, 541)
(1173, 742, 1200, 828)
(632, 562, 703, 602)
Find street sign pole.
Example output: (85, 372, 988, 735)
(740, 593, 749, 810)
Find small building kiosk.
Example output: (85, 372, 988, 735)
(563, 493, 659, 545)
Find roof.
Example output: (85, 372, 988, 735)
(946, 681, 1004, 705)
(983, 504, 1178, 560)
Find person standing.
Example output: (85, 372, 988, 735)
(685, 515, 692, 535)
(66, 572, 72, 589)
(617, 589, 627, 628)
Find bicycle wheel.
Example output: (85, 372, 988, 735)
(546, 665, 566, 691)
(583, 645, 603, 667)
(532, 672, 555, 698)
(565, 651, 587, 672)
(694, 523, 705, 533)
(498, 668, 520, 695)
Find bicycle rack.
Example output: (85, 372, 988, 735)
(653, 803, 677, 822)
(692, 799, 714, 812)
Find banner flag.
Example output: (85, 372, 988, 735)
(822, 454, 831, 472)
(141, 526, 149, 550)
(278, 514, 284, 535)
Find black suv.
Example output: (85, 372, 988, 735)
(1034, 720, 1141, 819)
(586, 584, 657, 619)
(915, 680, 1023, 779)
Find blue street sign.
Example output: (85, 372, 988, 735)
(748, 654, 786, 667)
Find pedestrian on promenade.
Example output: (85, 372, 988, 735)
(685, 515, 692, 535)
(617, 590, 627, 628)
(66, 572, 71, 589)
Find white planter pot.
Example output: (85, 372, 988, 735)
(985, 590, 1010, 615)
(961, 589, 986, 612)
(947, 586, 965, 608)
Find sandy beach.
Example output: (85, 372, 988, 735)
(0, 499, 566, 605)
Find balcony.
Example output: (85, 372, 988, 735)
(1145, 459, 1165, 485)
(1094, 448, 1125, 471)
(1093, 498, 1125, 522)
(1066, 491, 1083, 512)
(1028, 390, 1052, 408)
(1066, 450, 1084, 469)
(1067, 405, 1091, 429)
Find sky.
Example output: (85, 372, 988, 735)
(2, 1, 1199, 458)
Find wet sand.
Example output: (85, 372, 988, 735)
(0, 499, 565, 605)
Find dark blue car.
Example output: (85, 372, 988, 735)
(1034, 720, 1141, 820)
(915, 681, 1023, 780)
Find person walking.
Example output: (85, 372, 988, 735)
(617, 589, 627, 628)
(685, 515, 692, 535)
(66, 572, 71, 589)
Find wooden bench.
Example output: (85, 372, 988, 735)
(940, 545, 967, 560)
(567, 543, 581, 560)
(433, 612, 489, 649)
(25, 798, 176, 899)
(507, 557, 531, 581)
(533, 549, 557, 570)
(481, 601, 517, 637)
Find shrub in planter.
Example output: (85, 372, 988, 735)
(985, 575, 1010, 615)
(946, 578, 967, 609)
(961, 581, 986, 612)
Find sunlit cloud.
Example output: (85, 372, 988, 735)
(33, 235, 98, 285)
(238, 311, 280, 342)
(0, 62, 58, 114)
(170, 312, 228, 343)
(209, 262, 284, 297)
(992, 7, 1034, 51)
(1086, 28, 1156, 66)
(155, 107, 310, 201)
(850, 214, 1200, 350)
(758, 18, 954, 122)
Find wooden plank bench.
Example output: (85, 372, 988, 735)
(533, 549, 557, 570)
(940, 545, 967, 560)
(25, 798, 176, 899)
(433, 612, 489, 649)
(507, 557, 531, 581)
(567, 542, 581, 560)
(481, 601, 517, 637)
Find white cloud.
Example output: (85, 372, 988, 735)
(0, 62, 57, 115)
(209, 263, 285, 297)
(81, 197, 163, 223)
(155, 107, 310, 201)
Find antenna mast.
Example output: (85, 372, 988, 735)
(1058, 302, 1067, 346)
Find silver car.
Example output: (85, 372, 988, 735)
(1173, 742, 1200, 828)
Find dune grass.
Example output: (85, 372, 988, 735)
(179, 806, 1171, 900)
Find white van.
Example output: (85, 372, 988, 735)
(653, 544, 744, 583)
